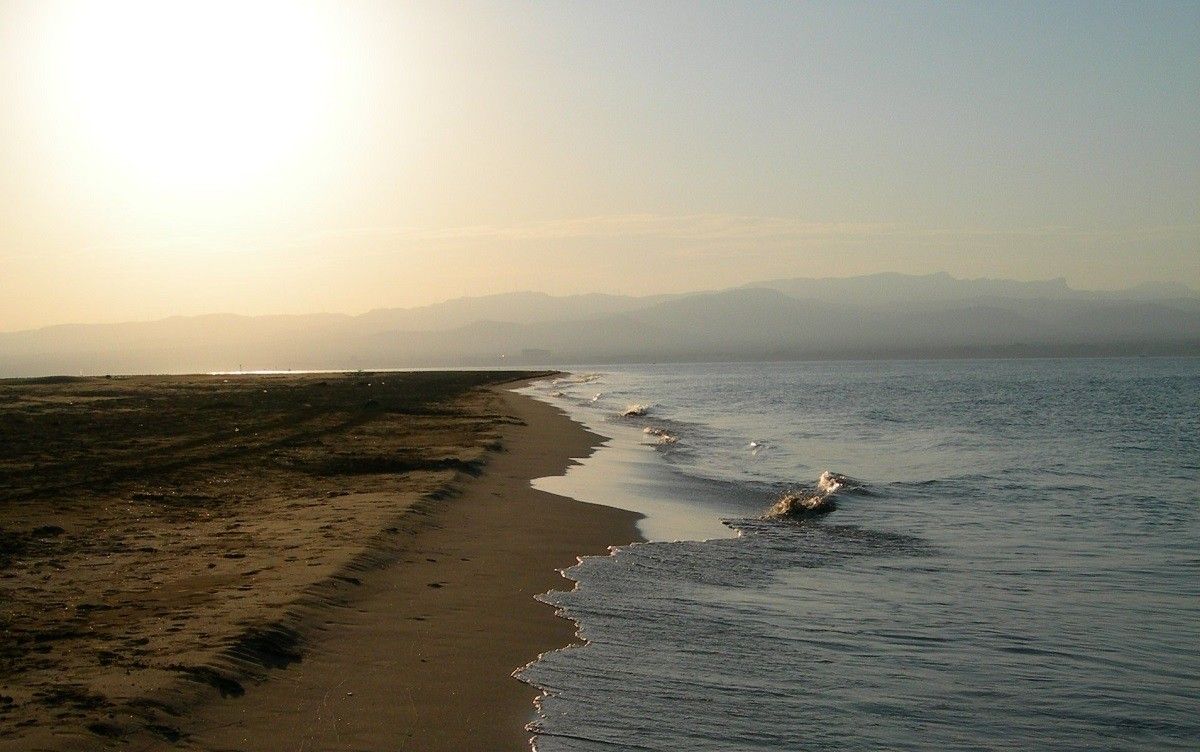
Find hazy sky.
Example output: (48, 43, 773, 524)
(1, 0, 1197, 331)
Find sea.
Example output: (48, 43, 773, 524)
(515, 357, 1199, 751)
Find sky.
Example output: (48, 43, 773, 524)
(1, 0, 1197, 331)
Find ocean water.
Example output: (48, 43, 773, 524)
(516, 358, 1200, 751)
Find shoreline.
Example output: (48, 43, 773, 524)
(0, 373, 643, 751)
(173, 387, 644, 751)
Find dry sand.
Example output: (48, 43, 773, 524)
(0, 372, 641, 751)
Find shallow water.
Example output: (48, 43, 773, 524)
(519, 358, 1200, 751)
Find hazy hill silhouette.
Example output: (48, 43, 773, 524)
(2, 273, 1197, 376)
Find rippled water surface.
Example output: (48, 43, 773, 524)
(519, 358, 1199, 751)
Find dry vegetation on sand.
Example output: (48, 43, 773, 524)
(0, 370, 545, 750)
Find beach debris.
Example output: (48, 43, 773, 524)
(550, 390, 565, 397)
(622, 404, 649, 417)
(591, 392, 603, 402)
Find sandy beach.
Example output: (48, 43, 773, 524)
(0, 371, 641, 751)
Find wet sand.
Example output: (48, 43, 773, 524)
(0, 372, 642, 750)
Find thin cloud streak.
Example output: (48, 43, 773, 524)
(312, 214, 1199, 249)
(6, 215, 1195, 262)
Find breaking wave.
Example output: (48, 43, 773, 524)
(642, 426, 679, 445)
(765, 471, 865, 520)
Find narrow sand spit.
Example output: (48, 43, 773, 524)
(0, 372, 641, 751)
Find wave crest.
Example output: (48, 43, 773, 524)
(765, 472, 865, 520)
(817, 470, 865, 495)
(643, 426, 679, 445)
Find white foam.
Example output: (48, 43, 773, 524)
(766, 471, 863, 519)
(643, 426, 678, 445)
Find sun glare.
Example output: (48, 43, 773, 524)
(49, 1, 339, 190)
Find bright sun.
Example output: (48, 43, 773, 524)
(51, 1, 339, 190)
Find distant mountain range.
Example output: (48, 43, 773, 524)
(3, 273, 1198, 377)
